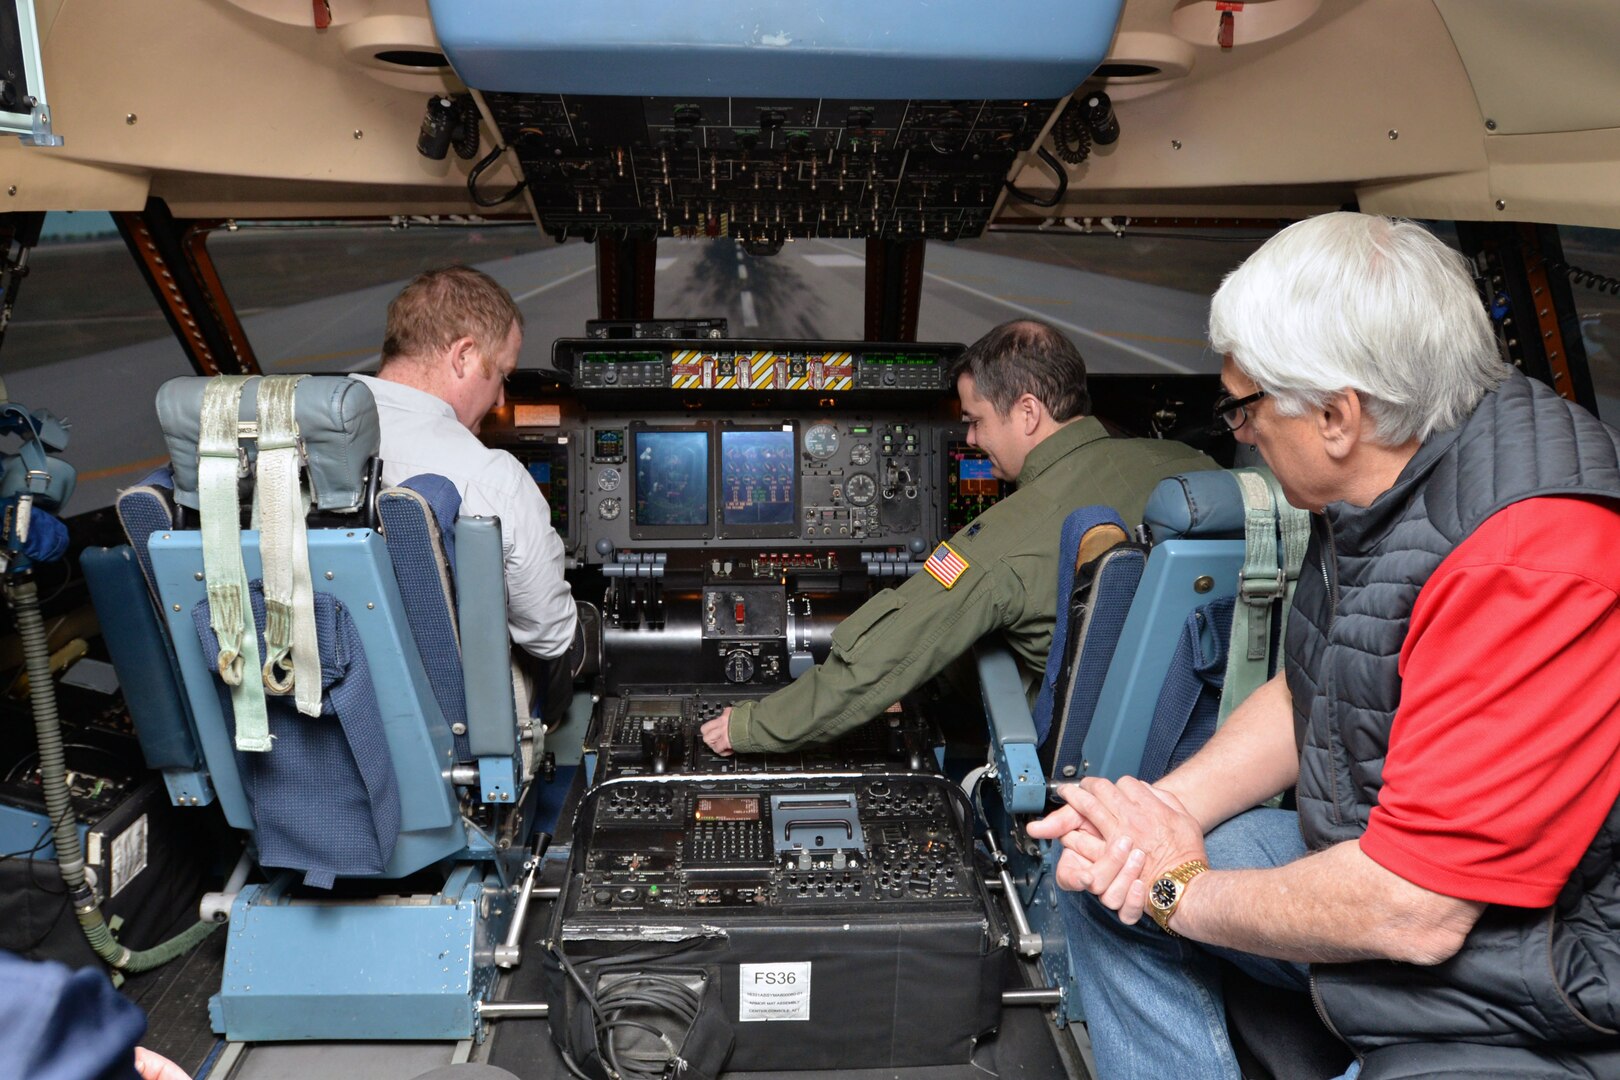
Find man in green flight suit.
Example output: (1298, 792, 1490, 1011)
(700, 319, 1216, 755)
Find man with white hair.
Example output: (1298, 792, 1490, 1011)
(1031, 213, 1620, 1077)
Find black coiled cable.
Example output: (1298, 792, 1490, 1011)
(453, 95, 481, 161)
(1050, 99, 1093, 165)
(1545, 258, 1620, 296)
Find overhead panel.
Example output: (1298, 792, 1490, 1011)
(428, 0, 1125, 246)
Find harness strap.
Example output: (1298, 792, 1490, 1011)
(198, 376, 271, 752)
(256, 374, 322, 717)
(1271, 471, 1311, 669)
(1220, 469, 1280, 724)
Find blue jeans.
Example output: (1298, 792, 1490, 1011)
(1061, 807, 1342, 1080)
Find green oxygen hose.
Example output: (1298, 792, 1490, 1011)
(10, 574, 219, 974)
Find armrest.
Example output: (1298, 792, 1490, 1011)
(454, 516, 518, 802)
(973, 638, 1046, 816)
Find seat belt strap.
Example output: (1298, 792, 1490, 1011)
(1269, 471, 1311, 669)
(255, 374, 322, 717)
(198, 376, 271, 752)
(1219, 468, 1280, 724)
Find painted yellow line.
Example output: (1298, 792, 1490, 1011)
(78, 454, 171, 482)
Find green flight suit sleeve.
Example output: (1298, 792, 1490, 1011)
(729, 542, 1026, 753)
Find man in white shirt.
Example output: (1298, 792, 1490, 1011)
(352, 266, 577, 723)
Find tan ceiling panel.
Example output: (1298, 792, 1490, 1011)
(1434, 0, 1620, 135)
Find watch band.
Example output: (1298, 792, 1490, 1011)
(1147, 859, 1210, 935)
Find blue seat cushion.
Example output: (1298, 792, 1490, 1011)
(378, 475, 470, 762)
(192, 582, 402, 888)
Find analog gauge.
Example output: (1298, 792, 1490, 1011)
(804, 423, 840, 460)
(724, 649, 756, 684)
(598, 497, 622, 520)
(598, 467, 621, 491)
(844, 472, 877, 506)
(849, 442, 873, 467)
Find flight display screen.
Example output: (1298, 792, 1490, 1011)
(956, 456, 998, 496)
(633, 428, 710, 529)
(514, 443, 570, 540)
(944, 440, 1007, 535)
(720, 428, 795, 527)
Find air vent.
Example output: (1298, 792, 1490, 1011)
(374, 49, 448, 69)
(1095, 63, 1163, 79)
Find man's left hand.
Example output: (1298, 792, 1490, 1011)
(1028, 776, 1206, 924)
(700, 708, 735, 756)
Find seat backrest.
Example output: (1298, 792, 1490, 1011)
(1030, 506, 1142, 779)
(1080, 469, 1292, 781)
(103, 374, 515, 887)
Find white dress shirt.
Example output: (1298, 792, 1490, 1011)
(352, 374, 576, 660)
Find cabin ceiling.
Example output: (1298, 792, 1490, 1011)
(3, 0, 1620, 229)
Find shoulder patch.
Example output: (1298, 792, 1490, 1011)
(923, 541, 970, 589)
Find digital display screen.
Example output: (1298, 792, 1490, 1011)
(584, 351, 661, 364)
(694, 796, 761, 822)
(515, 444, 570, 539)
(633, 430, 709, 527)
(957, 456, 998, 496)
(720, 429, 795, 527)
(865, 353, 936, 366)
(594, 428, 625, 463)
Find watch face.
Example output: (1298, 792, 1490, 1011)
(1150, 878, 1178, 909)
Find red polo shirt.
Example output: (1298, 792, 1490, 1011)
(1359, 496, 1620, 907)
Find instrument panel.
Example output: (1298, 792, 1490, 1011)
(496, 337, 1009, 565)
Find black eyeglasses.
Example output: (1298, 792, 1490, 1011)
(1211, 389, 1266, 432)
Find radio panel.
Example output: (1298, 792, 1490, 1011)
(565, 774, 974, 916)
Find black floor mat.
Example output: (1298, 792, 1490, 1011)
(119, 920, 229, 1076)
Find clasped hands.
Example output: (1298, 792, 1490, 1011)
(1026, 775, 1207, 925)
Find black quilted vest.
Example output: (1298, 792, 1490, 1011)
(1285, 371, 1620, 1057)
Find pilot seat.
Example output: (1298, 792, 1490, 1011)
(82, 374, 546, 1042)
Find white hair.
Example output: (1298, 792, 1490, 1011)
(1208, 212, 1507, 444)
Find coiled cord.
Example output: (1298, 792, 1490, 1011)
(1545, 258, 1620, 296)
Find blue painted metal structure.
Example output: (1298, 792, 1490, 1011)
(145, 527, 519, 1040)
(428, 0, 1125, 99)
(208, 871, 513, 1042)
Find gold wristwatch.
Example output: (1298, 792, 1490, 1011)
(1147, 859, 1210, 935)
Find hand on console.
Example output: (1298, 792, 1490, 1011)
(700, 707, 735, 756)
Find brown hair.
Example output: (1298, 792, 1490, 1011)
(948, 319, 1090, 420)
(381, 265, 524, 372)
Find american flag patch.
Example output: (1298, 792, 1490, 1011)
(923, 541, 970, 589)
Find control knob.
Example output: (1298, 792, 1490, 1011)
(724, 649, 756, 683)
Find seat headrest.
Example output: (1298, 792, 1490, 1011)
(1142, 471, 1249, 541)
(155, 376, 379, 513)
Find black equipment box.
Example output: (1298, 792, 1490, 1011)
(546, 773, 1006, 1070)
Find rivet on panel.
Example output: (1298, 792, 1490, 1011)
(1194, 575, 1215, 593)
(1387, 129, 1398, 140)
(325, 571, 334, 580)
(126, 113, 137, 125)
